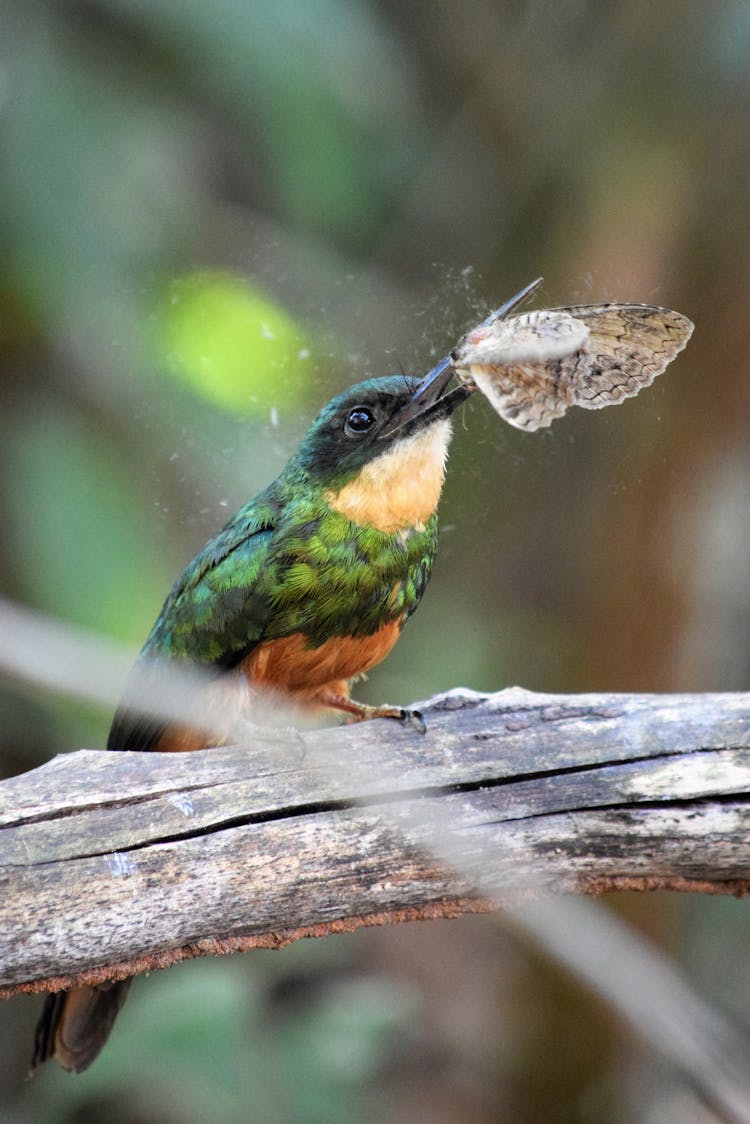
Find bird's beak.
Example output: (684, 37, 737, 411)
(469, 277, 543, 334)
(379, 357, 469, 440)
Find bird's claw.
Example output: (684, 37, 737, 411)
(400, 707, 427, 735)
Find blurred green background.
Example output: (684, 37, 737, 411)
(1, 0, 749, 1120)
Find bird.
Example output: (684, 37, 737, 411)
(31, 357, 473, 1072)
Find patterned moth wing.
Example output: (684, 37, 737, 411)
(453, 303, 693, 432)
(554, 304, 694, 414)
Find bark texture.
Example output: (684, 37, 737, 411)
(2, 687, 749, 998)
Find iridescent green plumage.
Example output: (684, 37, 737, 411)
(144, 479, 436, 663)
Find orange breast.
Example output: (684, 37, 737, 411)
(243, 621, 403, 698)
(152, 623, 403, 752)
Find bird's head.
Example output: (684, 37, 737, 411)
(290, 362, 471, 533)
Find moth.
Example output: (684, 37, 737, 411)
(451, 278, 694, 431)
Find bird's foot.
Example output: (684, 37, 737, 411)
(353, 702, 427, 735)
(318, 692, 427, 735)
(396, 707, 427, 735)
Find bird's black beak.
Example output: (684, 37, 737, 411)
(470, 276, 543, 333)
(378, 358, 470, 440)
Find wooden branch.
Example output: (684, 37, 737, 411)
(2, 687, 749, 999)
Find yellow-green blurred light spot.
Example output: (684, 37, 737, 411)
(156, 272, 311, 414)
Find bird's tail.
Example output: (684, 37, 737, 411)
(31, 980, 132, 1073)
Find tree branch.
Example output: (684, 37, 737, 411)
(2, 687, 749, 998)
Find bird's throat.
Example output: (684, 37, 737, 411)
(325, 420, 452, 533)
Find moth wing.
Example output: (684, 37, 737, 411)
(553, 304, 694, 410)
(467, 361, 576, 431)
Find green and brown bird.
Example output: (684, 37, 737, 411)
(32, 358, 473, 1072)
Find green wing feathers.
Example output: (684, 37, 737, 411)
(107, 497, 279, 751)
(107, 488, 438, 751)
(145, 526, 276, 665)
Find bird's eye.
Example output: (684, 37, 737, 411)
(344, 406, 375, 436)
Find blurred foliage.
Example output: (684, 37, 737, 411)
(24, 953, 416, 1124)
(155, 272, 312, 413)
(1, 0, 749, 1121)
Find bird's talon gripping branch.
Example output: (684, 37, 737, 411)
(318, 691, 424, 731)
(401, 708, 427, 734)
(357, 703, 426, 734)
